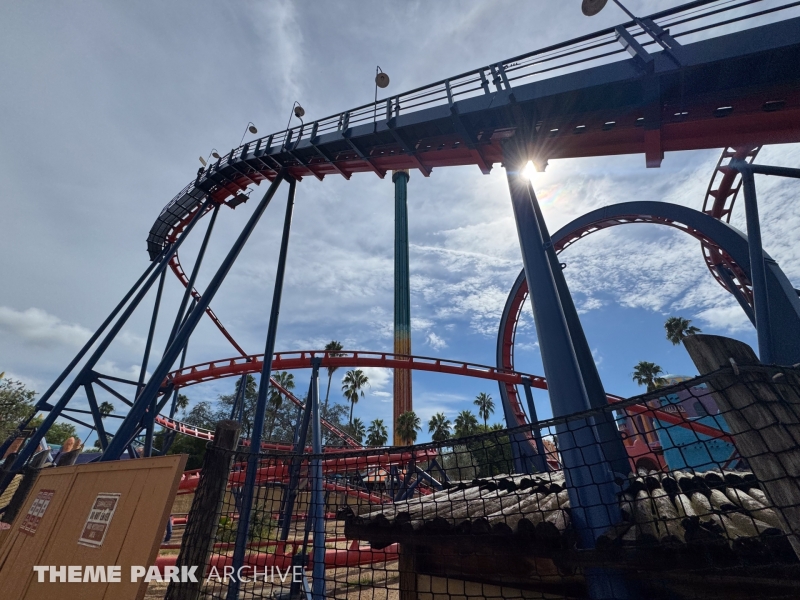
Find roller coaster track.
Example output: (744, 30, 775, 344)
(701, 145, 762, 312)
(147, 0, 800, 260)
(8, 1, 799, 473)
(149, 0, 800, 449)
(154, 350, 733, 453)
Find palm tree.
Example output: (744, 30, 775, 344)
(632, 361, 667, 392)
(323, 340, 344, 410)
(175, 394, 190, 415)
(266, 371, 295, 439)
(349, 417, 366, 444)
(664, 316, 701, 345)
(366, 419, 388, 447)
(473, 392, 495, 428)
(454, 410, 479, 438)
(396, 411, 421, 445)
(341, 369, 369, 425)
(428, 412, 451, 442)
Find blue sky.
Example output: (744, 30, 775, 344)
(2, 1, 799, 445)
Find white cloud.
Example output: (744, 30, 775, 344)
(694, 304, 752, 333)
(95, 360, 148, 383)
(426, 332, 447, 350)
(0, 306, 92, 348)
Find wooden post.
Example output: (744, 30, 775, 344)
(165, 420, 240, 600)
(683, 334, 800, 556)
(399, 543, 418, 600)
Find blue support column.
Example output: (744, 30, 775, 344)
(103, 174, 286, 462)
(504, 146, 629, 598)
(226, 176, 295, 600)
(521, 379, 548, 473)
(166, 204, 220, 346)
(279, 377, 314, 540)
(732, 161, 773, 364)
(140, 269, 167, 457)
(529, 182, 631, 477)
(83, 383, 108, 452)
(309, 358, 327, 600)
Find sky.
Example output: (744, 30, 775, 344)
(2, 1, 800, 446)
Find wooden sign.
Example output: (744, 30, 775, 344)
(78, 493, 120, 548)
(18, 489, 54, 536)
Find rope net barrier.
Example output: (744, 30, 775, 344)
(169, 363, 800, 599)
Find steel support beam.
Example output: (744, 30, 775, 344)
(529, 190, 631, 477)
(226, 176, 296, 600)
(140, 268, 167, 457)
(522, 379, 548, 473)
(167, 204, 220, 346)
(503, 140, 628, 597)
(734, 161, 774, 364)
(102, 175, 286, 462)
(279, 377, 314, 540)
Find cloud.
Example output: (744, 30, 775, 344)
(95, 360, 149, 383)
(426, 332, 447, 350)
(0, 306, 92, 348)
(694, 305, 752, 333)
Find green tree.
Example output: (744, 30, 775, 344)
(323, 340, 344, 410)
(396, 410, 421, 445)
(0, 376, 36, 441)
(266, 371, 295, 440)
(217, 375, 257, 438)
(664, 316, 701, 345)
(632, 361, 667, 392)
(473, 393, 495, 429)
(348, 417, 366, 443)
(175, 394, 190, 415)
(428, 412, 451, 442)
(28, 416, 77, 447)
(454, 410, 479, 438)
(366, 419, 388, 447)
(341, 369, 369, 425)
(162, 401, 218, 469)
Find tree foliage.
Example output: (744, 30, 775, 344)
(396, 410, 421, 445)
(0, 376, 36, 441)
(348, 417, 366, 444)
(664, 316, 701, 345)
(341, 369, 369, 425)
(453, 410, 480, 438)
(473, 392, 495, 428)
(428, 412, 451, 442)
(632, 361, 667, 392)
(366, 419, 388, 447)
(323, 340, 344, 410)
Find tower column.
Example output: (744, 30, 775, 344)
(393, 169, 412, 445)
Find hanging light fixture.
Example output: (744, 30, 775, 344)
(581, 0, 608, 16)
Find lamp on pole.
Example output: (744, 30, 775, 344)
(238, 121, 258, 147)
